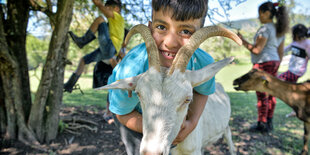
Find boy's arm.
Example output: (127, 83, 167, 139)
(172, 91, 208, 144)
(92, 0, 114, 18)
(116, 110, 143, 133)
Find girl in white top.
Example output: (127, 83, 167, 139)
(278, 24, 310, 117)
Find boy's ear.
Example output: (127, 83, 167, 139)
(114, 6, 120, 12)
(148, 21, 152, 29)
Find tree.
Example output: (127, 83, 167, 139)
(0, 0, 74, 145)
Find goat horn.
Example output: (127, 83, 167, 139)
(168, 26, 242, 75)
(125, 24, 160, 72)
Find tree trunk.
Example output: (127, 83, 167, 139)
(0, 0, 74, 144)
(0, 0, 36, 143)
(0, 77, 6, 134)
(45, 35, 70, 143)
(27, 0, 74, 143)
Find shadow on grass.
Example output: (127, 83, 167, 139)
(225, 91, 305, 155)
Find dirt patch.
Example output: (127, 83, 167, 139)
(1, 106, 126, 155)
(0, 105, 298, 155)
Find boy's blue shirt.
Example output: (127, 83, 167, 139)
(108, 43, 215, 115)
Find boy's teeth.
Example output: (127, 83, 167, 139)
(164, 52, 175, 57)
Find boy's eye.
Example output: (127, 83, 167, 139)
(180, 29, 193, 37)
(156, 25, 166, 30)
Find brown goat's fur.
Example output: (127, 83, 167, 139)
(233, 69, 310, 155)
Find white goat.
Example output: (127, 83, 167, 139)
(97, 24, 242, 155)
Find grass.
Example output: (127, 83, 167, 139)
(29, 69, 108, 108)
(29, 61, 310, 154)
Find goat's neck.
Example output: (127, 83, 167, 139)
(260, 73, 308, 108)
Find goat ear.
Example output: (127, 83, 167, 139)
(187, 57, 234, 87)
(95, 75, 141, 91)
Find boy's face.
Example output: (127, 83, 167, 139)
(149, 9, 202, 67)
(106, 5, 120, 13)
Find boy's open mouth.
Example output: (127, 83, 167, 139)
(161, 50, 176, 60)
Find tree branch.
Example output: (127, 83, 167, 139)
(29, 0, 56, 24)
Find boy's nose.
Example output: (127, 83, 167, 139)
(163, 32, 180, 50)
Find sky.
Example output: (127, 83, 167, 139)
(205, 0, 310, 25)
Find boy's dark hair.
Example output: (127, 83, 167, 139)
(292, 24, 309, 41)
(105, 0, 121, 9)
(152, 0, 208, 27)
(259, 1, 289, 37)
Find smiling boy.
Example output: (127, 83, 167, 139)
(108, 0, 213, 154)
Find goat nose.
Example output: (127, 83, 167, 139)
(233, 79, 240, 85)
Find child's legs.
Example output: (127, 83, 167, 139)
(74, 53, 100, 76)
(267, 95, 277, 118)
(89, 16, 106, 34)
(263, 61, 280, 119)
(278, 71, 300, 116)
(97, 22, 116, 59)
(106, 92, 112, 114)
(75, 57, 86, 75)
(278, 70, 300, 83)
(253, 61, 280, 122)
(83, 48, 103, 65)
(256, 91, 269, 123)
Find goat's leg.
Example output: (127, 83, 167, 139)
(301, 122, 310, 155)
(224, 126, 236, 155)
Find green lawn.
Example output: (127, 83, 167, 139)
(30, 69, 109, 108)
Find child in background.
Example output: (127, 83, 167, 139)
(278, 24, 310, 118)
(238, 1, 289, 132)
(64, 0, 125, 93)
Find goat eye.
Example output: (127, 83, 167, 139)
(184, 97, 192, 104)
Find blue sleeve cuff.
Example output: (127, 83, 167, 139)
(193, 77, 215, 95)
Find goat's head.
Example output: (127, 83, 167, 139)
(97, 24, 242, 155)
(233, 69, 271, 91)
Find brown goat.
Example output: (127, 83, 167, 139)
(233, 68, 310, 155)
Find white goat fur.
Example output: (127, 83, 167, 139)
(97, 58, 236, 155)
(171, 82, 234, 155)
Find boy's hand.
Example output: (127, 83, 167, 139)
(92, 0, 114, 18)
(172, 120, 195, 145)
(237, 32, 244, 40)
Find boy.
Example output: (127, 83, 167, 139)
(108, 0, 212, 154)
(64, 0, 125, 93)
